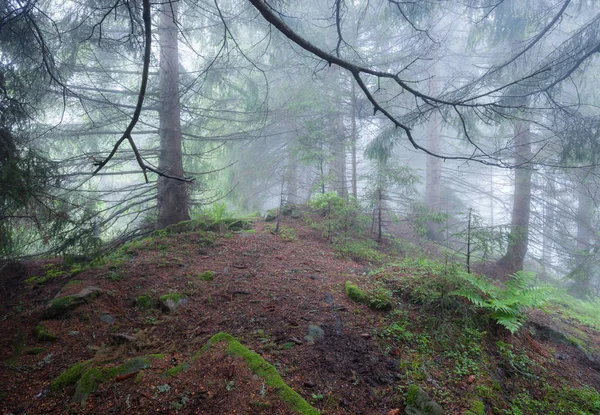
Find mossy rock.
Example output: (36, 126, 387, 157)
(135, 294, 154, 309)
(162, 363, 190, 377)
(159, 292, 188, 312)
(196, 271, 214, 281)
(344, 281, 392, 311)
(52, 356, 155, 403)
(345, 281, 366, 303)
(34, 324, 56, 341)
(196, 332, 319, 414)
(405, 385, 443, 415)
(43, 286, 102, 319)
(465, 399, 485, 415)
(27, 347, 45, 355)
(51, 361, 92, 391)
(264, 209, 279, 222)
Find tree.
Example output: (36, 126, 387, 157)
(156, 0, 191, 228)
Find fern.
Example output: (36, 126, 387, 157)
(453, 271, 554, 334)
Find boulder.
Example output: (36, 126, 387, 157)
(44, 286, 102, 319)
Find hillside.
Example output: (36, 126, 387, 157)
(1, 215, 600, 414)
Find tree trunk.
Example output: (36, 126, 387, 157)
(425, 75, 443, 241)
(350, 81, 358, 199)
(572, 172, 594, 295)
(498, 120, 532, 273)
(156, 1, 190, 229)
(542, 177, 555, 270)
(329, 109, 347, 198)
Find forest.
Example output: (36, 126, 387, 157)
(1, 0, 600, 413)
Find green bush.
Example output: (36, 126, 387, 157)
(453, 271, 554, 334)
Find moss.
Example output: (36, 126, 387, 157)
(148, 353, 166, 359)
(26, 347, 45, 355)
(64, 280, 83, 287)
(162, 363, 190, 377)
(34, 324, 56, 341)
(51, 361, 92, 390)
(406, 384, 420, 406)
(345, 281, 366, 303)
(159, 292, 184, 303)
(116, 357, 151, 375)
(5, 331, 26, 365)
(45, 295, 84, 318)
(196, 271, 214, 281)
(280, 342, 296, 350)
(200, 332, 319, 415)
(465, 399, 485, 415)
(74, 368, 104, 403)
(136, 294, 154, 309)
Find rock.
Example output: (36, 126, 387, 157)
(159, 293, 188, 312)
(290, 337, 303, 345)
(405, 385, 444, 415)
(303, 381, 315, 388)
(110, 333, 136, 344)
(264, 209, 279, 222)
(34, 324, 56, 341)
(44, 286, 102, 318)
(304, 325, 324, 344)
(100, 314, 115, 325)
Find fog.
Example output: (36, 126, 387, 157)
(2, 0, 600, 295)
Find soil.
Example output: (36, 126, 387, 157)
(0, 217, 599, 414)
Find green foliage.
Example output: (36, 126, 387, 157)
(503, 386, 600, 415)
(495, 341, 534, 377)
(308, 192, 366, 239)
(196, 271, 215, 281)
(410, 204, 450, 237)
(454, 271, 554, 334)
(549, 291, 600, 330)
(345, 281, 393, 311)
(332, 236, 382, 262)
(279, 226, 296, 242)
(135, 294, 154, 309)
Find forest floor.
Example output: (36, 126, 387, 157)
(1, 214, 600, 414)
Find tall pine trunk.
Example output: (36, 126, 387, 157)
(350, 81, 358, 199)
(499, 120, 532, 273)
(156, 1, 190, 228)
(573, 172, 593, 295)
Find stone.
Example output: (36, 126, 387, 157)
(44, 286, 102, 318)
(304, 325, 324, 344)
(405, 385, 444, 415)
(100, 314, 115, 325)
(110, 333, 137, 344)
(159, 293, 188, 312)
(264, 209, 279, 222)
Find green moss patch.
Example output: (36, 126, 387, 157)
(51, 361, 92, 391)
(136, 294, 154, 309)
(197, 332, 319, 415)
(196, 271, 214, 281)
(345, 281, 366, 303)
(345, 281, 393, 311)
(34, 324, 56, 341)
(51, 356, 155, 402)
(159, 292, 184, 303)
(162, 363, 190, 377)
(26, 347, 45, 355)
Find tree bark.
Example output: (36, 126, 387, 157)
(498, 120, 532, 273)
(350, 81, 358, 199)
(572, 172, 594, 295)
(156, 1, 190, 228)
